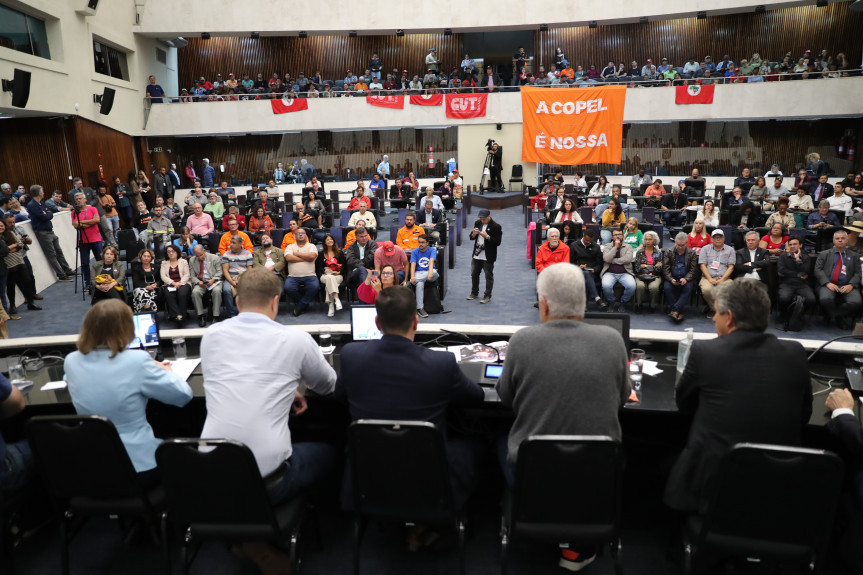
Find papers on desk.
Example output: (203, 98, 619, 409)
(168, 358, 200, 382)
(41, 380, 68, 391)
(643, 360, 663, 377)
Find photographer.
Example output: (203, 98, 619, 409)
(486, 140, 503, 192)
(467, 209, 502, 304)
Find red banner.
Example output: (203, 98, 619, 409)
(409, 94, 443, 106)
(675, 84, 715, 105)
(445, 93, 488, 118)
(271, 96, 309, 114)
(366, 94, 405, 109)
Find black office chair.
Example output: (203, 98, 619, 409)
(156, 439, 307, 575)
(501, 435, 623, 575)
(683, 443, 844, 575)
(348, 420, 466, 575)
(26, 415, 167, 575)
(508, 165, 523, 191)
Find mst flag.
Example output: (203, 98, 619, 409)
(271, 95, 309, 114)
(521, 86, 626, 165)
(409, 94, 444, 106)
(367, 94, 405, 109)
(445, 93, 487, 118)
(675, 84, 715, 104)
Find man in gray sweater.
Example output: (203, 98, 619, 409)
(496, 262, 630, 572)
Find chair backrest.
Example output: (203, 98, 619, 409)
(511, 165, 523, 178)
(511, 436, 622, 541)
(329, 226, 344, 248)
(389, 226, 398, 243)
(348, 420, 455, 524)
(340, 210, 351, 227)
(698, 443, 844, 561)
(156, 439, 279, 530)
(579, 206, 594, 224)
(269, 228, 285, 248)
(641, 206, 656, 223)
(207, 232, 222, 253)
(26, 415, 145, 501)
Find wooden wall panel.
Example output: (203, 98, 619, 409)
(178, 34, 464, 90)
(535, 4, 862, 72)
(70, 118, 138, 188)
(0, 118, 75, 197)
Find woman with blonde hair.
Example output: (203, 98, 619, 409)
(623, 217, 643, 250)
(687, 218, 711, 253)
(90, 245, 126, 305)
(634, 230, 663, 313)
(64, 299, 192, 487)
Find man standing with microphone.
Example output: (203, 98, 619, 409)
(467, 209, 502, 304)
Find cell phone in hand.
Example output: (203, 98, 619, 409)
(371, 270, 379, 278)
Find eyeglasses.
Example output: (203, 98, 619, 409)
(381, 271, 394, 276)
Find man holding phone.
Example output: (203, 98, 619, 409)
(570, 228, 606, 310)
(467, 209, 502, 304)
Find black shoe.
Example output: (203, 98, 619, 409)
(56, 276, 74, 282)
(33, 294, 43, 300)
(599, 299, 609, 312)
(8, 306, 16, 315)
(418, 308, 429, 318)
(293, 307, 305, 317)
(198, 316, 207, 327)
(533, 302, 539, 308)
(633, 304, 642, 314)
(26, 303, 42, 311)
(611, 302, 620, 312)
(213, 316, 222, 323)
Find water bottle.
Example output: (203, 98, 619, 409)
(676, 328, 694, 384)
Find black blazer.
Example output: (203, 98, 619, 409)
(416, 208, 442, 226)
(734, 246, 770, 279)
(807, 181, 834, 202)
(664, 330, 812, 512)
(344, 238, 378, 271)
(339, 334, 484, 428)
(777, 251, 811, 287)
(827, 414, 863, 462)
(570, 239, 603, 273)
(470, 218, 502, 263)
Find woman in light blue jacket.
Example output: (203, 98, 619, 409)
(64, 299, 192, 486)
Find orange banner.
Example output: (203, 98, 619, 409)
(521, 86, 626, 165)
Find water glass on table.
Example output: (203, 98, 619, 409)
(630, 348, 645, 400)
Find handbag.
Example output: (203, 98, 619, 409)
(637, 273, 658, 283)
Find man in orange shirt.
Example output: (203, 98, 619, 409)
(560, 61, 575, 83)
(644, 179, 665, 208)
(218, 217, 254, 255)
(396, 212, 423, 251)
(280, 219, 300, 250)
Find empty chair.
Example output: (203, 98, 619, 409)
(508, 165, 523, 191)
(157, 439, 307, 575)
(501, 436, 623, 575)
(348, 420, 466, 575)
(26, 415, 167, 575)
(683, 443, 844, 574)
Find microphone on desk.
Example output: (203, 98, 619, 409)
(440, 329, 502, 363)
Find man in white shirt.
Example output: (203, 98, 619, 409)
(421, 186, 444, 211)
(348, 203, 377, 230)
(827, 183, 853, 217)
(284, 228, 320, 317)
(200, 267, 337, 503)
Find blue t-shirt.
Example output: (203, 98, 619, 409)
(0, 374, 11, 479)
(410, 246, 437, 274)
(369, 180, 386, 191)
(145, 84, 165, 103)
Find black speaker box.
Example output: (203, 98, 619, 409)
(2, 69, 32, 108)
(99, 87, 115, 115)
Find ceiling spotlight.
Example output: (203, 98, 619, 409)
(588, 20, 597, 29)
(696, 11, 706, 19)
(396, 29, 405, 37)
(349, 30, 357, 38)
(298, 31, 307, 39)
(539, 24, 549, 32)
(444, 28, 452, 36)
(639, 17, 648, 24)
(201, 32, 211, 40)
(815, 0, 828, 6)
(250, 32, 259, 40)
(755, 4, 766, 13)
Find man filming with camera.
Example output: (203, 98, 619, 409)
(486, 139, 503, 192)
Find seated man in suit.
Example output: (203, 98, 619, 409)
(190, 245, 224, 327)
(665, 279, 812, 513)
(814, 229, 862, 329)
(659, 186, 688, 227)
(808, 174, 834, 204)
(339, 286, 485, 527)
(416, 199, 443, 242)
(663, 232, 699, 323)
(734, 231, 770, 284)
(251, 190, 277, 218)
(777, 236, 815, 319)
(826, 387, 863, 572)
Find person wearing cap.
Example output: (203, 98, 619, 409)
(374, 240, 408, 283)
(468, 209, 502, 304)
(845, 220, 863, 258)
(425, 48, 441, 73)
(716, 55, 734, 75)
(698, 229, 736, 316)
(814, 228, 862, 328)
(199, 76, 213, 92)
(225, 73, 238, 92)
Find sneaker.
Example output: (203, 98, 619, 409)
(559, 549, 596, 572)
(56, 276, 74, 282)
(418, 308, 429, 318)
(599, 299, 609, 312)
(466, 293, 478, 300)
(334, 298, 343, 311)
(480, 296, 491, 304)
(328, 302, 335, 318)
(8, 315, 21, 321)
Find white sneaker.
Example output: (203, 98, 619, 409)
(328, 303, 335, 317)
(334, 298, 343, 311)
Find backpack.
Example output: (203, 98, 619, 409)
(422, 279, 443, 314)
(783, 295, 805, 332)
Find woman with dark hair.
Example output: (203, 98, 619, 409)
(760, 222, 789, 256)
(600, 198, 626, 244)
(587, 175, 610, 207)
(731, 200, 759, 229)
(64, 299, 192, 488)
(90, 246, 126, 304)
(357, 264, 398, 304)
(1, 220, 38, 314)
(304, 188, 324, 214)
(560, 220, 580, 245)
(248, 207, 274, 234)
(160, 244, 191, 326)
(132, 248, 161, 312)
(552, 198, 583, 224)
(317, 233, 346, 317)
(127, 170, 143, 208)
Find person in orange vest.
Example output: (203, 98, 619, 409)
(396, 211, 423, 251)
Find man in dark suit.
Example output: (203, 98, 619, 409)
(734, 230, 770, 283)
(344, 227, 378, 290)
(571, 227, 606, 310)
(486, 141, 503, 192)
(339, 286, 484, 509)
(478, 65, 501, 92)
(777, 235, 815, 314)
(665, 279, 812, 512)
(153, 167, 173, 202)
(467, 209, 502, 304)
(416, 199, 443, 243)
(814, 229, 862, 328)
(808, 174, 834, 203)
(826, 387, 863, 572)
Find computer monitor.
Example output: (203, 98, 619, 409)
(127, 312, 160, 350)
(581, 312, 631, 349)
(350, 305, 383, 341)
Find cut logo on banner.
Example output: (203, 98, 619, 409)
(521, 86, 626, 165)
(446, 93, 487, 119)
